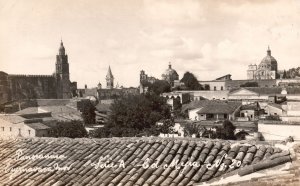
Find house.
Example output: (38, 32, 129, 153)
(184, 100, 242, 121)
(228, 87, 300, 105)
(237, 103, 259, 121)
(0, 114, 50, 139)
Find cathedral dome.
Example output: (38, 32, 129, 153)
(259, 46, 277, 70)
(163, 63, 179, 78)
(161, 62, 179, 86)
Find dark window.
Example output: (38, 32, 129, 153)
(221, 86, 224, 90)
(214, 86, 216, 91)
(1, 127, 4, 131)
(10, 127, 12, 132)
(28, 130, 31, 135)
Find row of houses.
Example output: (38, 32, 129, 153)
(162, 87, 300, 141)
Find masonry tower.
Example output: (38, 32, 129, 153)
(55, 40, 71, 98)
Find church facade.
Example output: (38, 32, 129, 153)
(247, 46, 278, 80)
(139, 62, 180, 93)
(0, 41, 73, 105)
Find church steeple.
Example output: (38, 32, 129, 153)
(59, 40, 65, 56)
(106, 66, 114, 89)
(267, 45, 271, 56)
(55, 40, 70, 98)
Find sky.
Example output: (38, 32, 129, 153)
(0, 0, 300, 88)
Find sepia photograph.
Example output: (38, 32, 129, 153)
(0, 0, 300, 185)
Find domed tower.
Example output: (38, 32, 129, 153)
(161, 62, 179, 86)
(255, 46, 278, 79)
(106, 66, 114, 89)
(55, 40, 71, 98)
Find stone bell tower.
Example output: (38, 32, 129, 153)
(55, 40, 71, 98)
(106, 66, 114, 89)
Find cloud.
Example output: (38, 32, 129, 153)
(1, 0, 300, 87)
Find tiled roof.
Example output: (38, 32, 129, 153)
(240, 103, 259, 110)
(229, 87, 300, 95)
(36, 99, 72, 106)
(197, 103, 241, 114)
(15, 107, 39, 114)
(16, 106, 82, 121)
(0, 114, 25, 124)
(0, 138, 292, 186)
(25, 122, 51, 130)
(268, 103, 282, 110)
(183, 100, 241, 112)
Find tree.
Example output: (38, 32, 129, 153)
(80, 99, 96, 125)
(283, 70, 287, 79)
(48, 120, 88, 138)
(91, 94, 173, 138)
(204, 84, 210, 90)
(180, 72, 203, 90)
(240, 82, 258, 87)
(147, 80, 171, 95)
(216, 120, 236, 140)
(157, 118, 175, 134)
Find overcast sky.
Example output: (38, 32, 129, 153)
(1, 0, 300, 88)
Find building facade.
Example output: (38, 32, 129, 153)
(247, 46, 278, 80)
(161, 62, 179, 87)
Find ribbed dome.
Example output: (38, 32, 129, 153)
(163, 63, 179, 77)
(259, 46, 277, 70)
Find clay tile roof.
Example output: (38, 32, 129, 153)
(0, 138, 293, 186)
(25, 123, 51, 130)
(0, 114, 25, 124)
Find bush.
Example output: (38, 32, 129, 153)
(48, 120, 88, 138)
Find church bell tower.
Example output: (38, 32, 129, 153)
(106, 66, 114, 89)
(56, 40, 71, 98)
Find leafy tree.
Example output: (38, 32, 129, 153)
(216, 120, 236, 140)
(204, 84, 210, 90)
(80, 99, 96, 125)
(183, 123, 202, 137)
(147, 80, 171, 95)
(180, 72, 203, 90)
(157, 119, 175, 134)
(240, 82, 258, 87)
(48, 120, 88, 138)
(283, 70, 287, 79)
(91, 94, 173, 138)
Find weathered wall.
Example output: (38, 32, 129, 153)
(9, 75, 57, 100)
(0, 71, 10, 105)
(258, 122, 300, 141)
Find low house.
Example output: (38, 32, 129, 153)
(265, 103, 283, 116)
(237, 103, 259, 121)
(16, 105, 82, 121)
(184, 100, 242, 121)
(0, 114, 50, 139)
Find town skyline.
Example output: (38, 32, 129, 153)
(1, 0, 300, 88)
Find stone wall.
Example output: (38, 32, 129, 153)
(8, 74, 57, 100)
(258, 122, 300, 140)
(0, 71, 10, 105)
